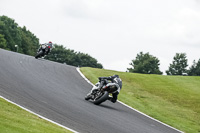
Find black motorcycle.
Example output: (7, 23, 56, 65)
(85, 79, 118, 105)
(35, 44, 50, 59)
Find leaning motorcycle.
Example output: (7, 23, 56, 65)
(85, 80, 118, 105)
(35, 44, 50, 59)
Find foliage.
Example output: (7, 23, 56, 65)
(0, 16, 21, 51)
(127, 52, 162, 74)
(166, 53, 188, 75)
(0, 34, 7, 48)
(0, 15, 39, 55)
(45, 44, 103, 68)
(188, 59, 200, 76)
(81, 67, 200, 133)
(20, 26, 39, 55)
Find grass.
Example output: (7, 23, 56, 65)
(80, 67, 200, 133)
(0, 98, 73, 133)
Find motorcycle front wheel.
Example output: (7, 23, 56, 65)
(35, 51, 44, 59)
(93, 91, 109, 105)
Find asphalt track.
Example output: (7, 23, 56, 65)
(0, 49, 182, 133)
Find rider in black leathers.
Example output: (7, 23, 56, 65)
(46, 41, 53, 54)
(85, 75, 122, 103)
(38, 41, 53, 55)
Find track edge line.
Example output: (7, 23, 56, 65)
(0, 95, 79, 133)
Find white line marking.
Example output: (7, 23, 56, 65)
(76, 67, 94, 87)
(0, 96, 79, 133)
(76, 67, 184, 133)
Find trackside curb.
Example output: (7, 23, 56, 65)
(76, 67, 184, 133)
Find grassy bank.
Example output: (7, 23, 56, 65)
(80, 67, 200, 133)
(0, 98, 72, 133)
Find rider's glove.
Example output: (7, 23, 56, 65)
(99, 77, 105, 81)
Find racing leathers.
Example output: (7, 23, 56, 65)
(38, 42, 53, 55)
(87, 75, 122, 103)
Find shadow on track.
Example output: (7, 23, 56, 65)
(84, 99, 118, 111)
(98, 103, 118, 111)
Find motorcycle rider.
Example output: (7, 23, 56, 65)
(46, 41, 53, 54)
(38, 41, 53, 55)
(85, 75, 122, 103)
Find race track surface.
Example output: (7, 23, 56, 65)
(0, 49, 181, 133)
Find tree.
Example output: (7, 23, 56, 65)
(188, 59, 200, 76)
(166, 53, 188, 75)
(0, 15, 39, 55)
(0, 34, 7, 48)
(45, 44, 103, 68)
(0, 15, 21, 51)
(19, 26, 39, 56)
(127, 52, 163, 74)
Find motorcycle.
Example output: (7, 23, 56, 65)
(85, 79, 118, 105)
(35, 44, 50, 59)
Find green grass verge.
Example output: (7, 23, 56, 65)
(0, 98, 73, 133)
(80, 67, 200, 133)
